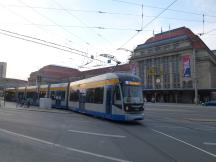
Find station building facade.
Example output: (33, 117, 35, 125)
(131, 27, 216, 103)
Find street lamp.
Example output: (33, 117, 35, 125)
(99, 54, 121, 72)
(117, 48, 134, 58)
(117, 48, 137, 75)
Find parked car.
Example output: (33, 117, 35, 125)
(204, 100, 216, 106)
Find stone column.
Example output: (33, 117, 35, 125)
(169, 56, 173, 89)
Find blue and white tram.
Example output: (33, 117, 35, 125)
(68, 73, 144, 121)
(49, 83, 69, 109)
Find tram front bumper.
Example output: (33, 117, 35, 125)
(125, 113, 144, 121)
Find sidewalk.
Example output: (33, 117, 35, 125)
(0, 101, 70, 114)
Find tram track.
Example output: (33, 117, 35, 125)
(146, 115, 216, 133)
(112, 122, 178, 162)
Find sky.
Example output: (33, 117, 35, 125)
(0, 0, 216, 80)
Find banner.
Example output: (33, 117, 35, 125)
(182, 55, 191, 78)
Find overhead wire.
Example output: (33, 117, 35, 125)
(112, 0, 216, 17)
(117, 0, 178, 49)
(3, 3, 213, 26)
(51, 0, 115, 68)
(52, 0, 114, 47)
(203, 28, 216, 35)
(0, 28, 109, 64)
(17, 0, 91, 46)
(5, 4, 141, 16)
(0, 28, 87, 54)
(6, 3, 211, 19)
(52, 0, 93, 68)
(0, 1, 88, 52)
(0, 1, 51, 37)
(2, 1, 214, 63)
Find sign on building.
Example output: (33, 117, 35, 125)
(182, 55, 191, 78)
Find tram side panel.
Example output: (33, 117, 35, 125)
(84, 86, 105, 115)
(26, 86, 38, 106)
(68, 83, 125, 120)
(68, 86, 105, 115)
(68, 89, 79, 110)
(49, 83, 69, 109)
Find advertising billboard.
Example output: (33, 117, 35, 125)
(182, 55, 191, 78)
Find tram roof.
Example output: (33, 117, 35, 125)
(70, 72, 141, 87)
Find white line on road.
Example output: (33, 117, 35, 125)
(145, 103, 198, 108)
(151, 129, 216, 158)
(204, 142, 216, 146)
(0, 128, 130, 162)
(68, 129, 126, 138)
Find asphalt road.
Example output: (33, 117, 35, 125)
(0, 102, 215, 162)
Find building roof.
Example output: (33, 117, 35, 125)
(30, 65, 81, 79)
(146, 27, 194, 43)
(136, 27, 206, 50)
(0, 78, 27, 88)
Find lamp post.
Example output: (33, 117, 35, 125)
(117, 48, 134, 61)
(99, 54, 121, 72)
(117, 48, 137, 75)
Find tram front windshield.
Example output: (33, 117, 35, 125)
(122, 85, 143, 104)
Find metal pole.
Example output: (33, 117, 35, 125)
(193, 49, 198, 104)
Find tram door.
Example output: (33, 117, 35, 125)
(106, 86, 112, 114)
(79, 90, 86, 110)
(55, 91, 62, 107)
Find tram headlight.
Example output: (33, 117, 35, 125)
(125, 106, 129, 111)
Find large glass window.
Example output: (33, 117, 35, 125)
(39, 91, 47, 98)
(122, 85, 143, 104)
(113, 85, 122, 107)
(50, 91, 65, 101)
(70, 90, 79, 102)
(58, 91, 65, 100)
(86, 87, 104, 104)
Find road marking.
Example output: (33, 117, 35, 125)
(145, 103, 196, 108)
(204, 142, 216, 146)
(187, 118, 216, 122)
(151, 129, 216, 158)
(145, 103, 212, 109)
(0, 128, 130, 162)
(68, 129, 126, 138)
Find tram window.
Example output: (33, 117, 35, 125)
(114, 85, 121, 100)
(86, 87, 104, 104)
(86, 89, 95, 103)
(50, 91, 55, 100)
(95, 87, 104, 104)
(60, 91, 65, 100)
(70, 90, 79, 102)
(113, 85, 122, 107)
(39, 91, 46, 98)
